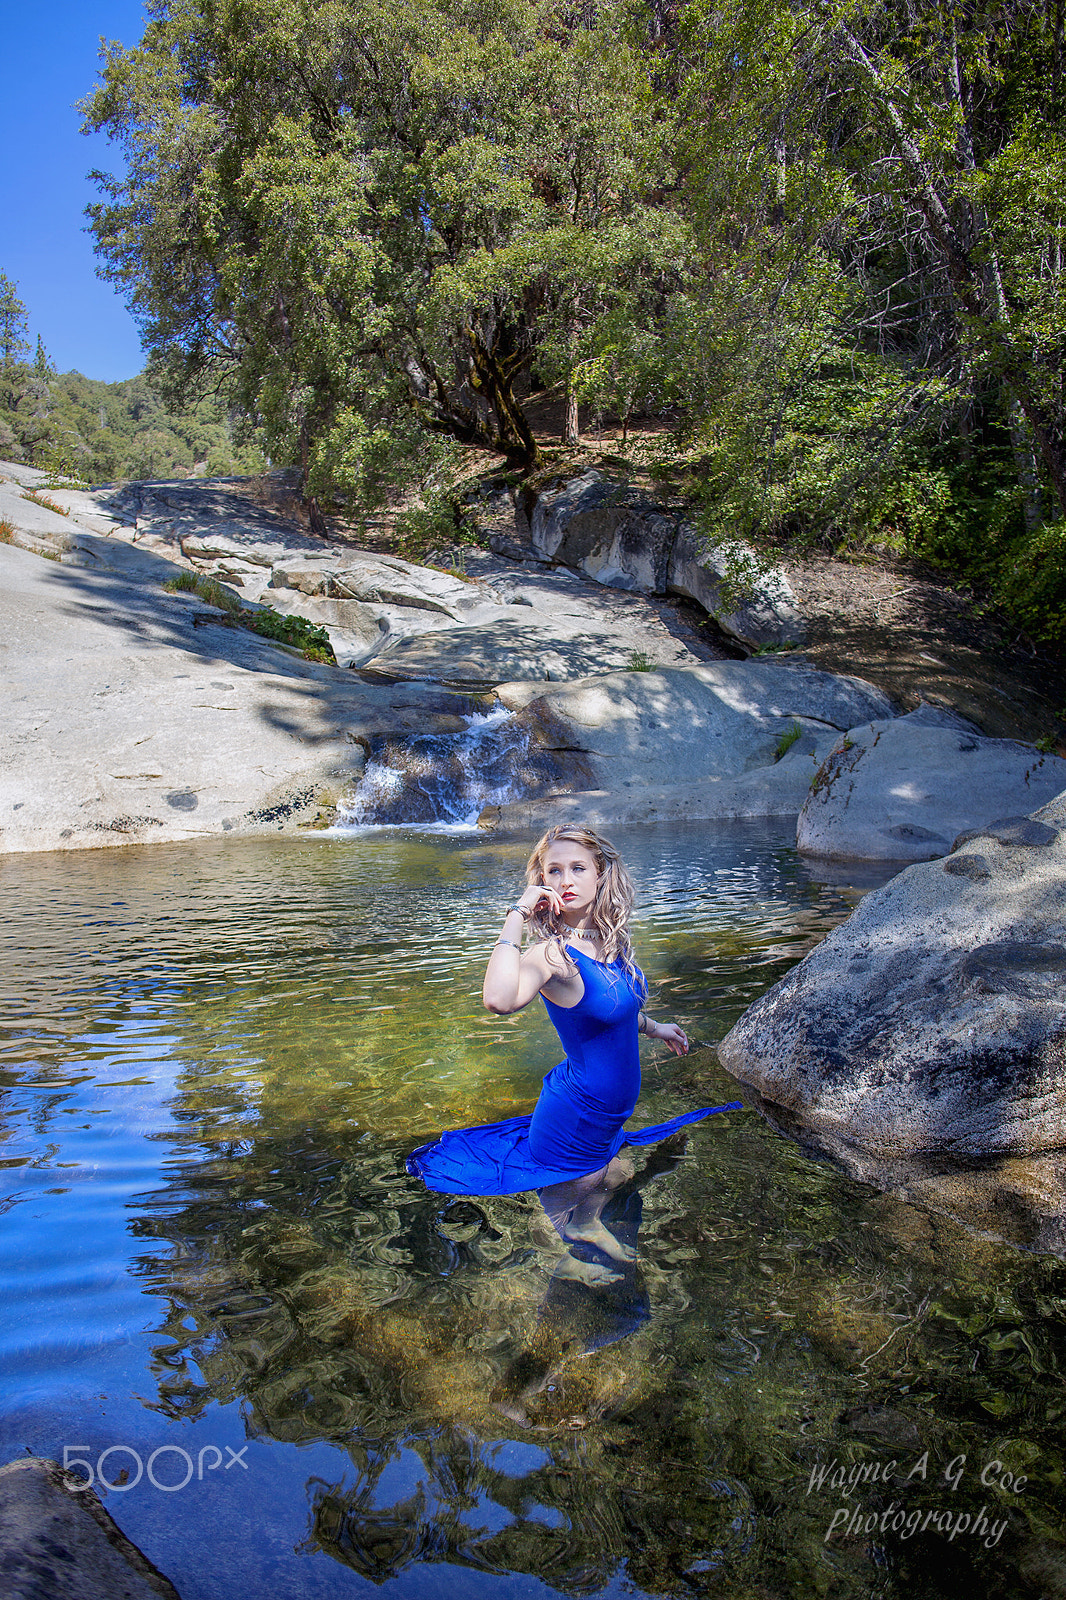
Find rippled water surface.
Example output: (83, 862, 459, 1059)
(2, 823, 1065, 1600)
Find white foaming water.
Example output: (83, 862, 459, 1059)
(334, 707, 535, 830)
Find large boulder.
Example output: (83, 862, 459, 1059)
(270, 552, 497, 620)
(717, 789, 1066, 1163)
(797, 710, 1066, 860)
(478, 732, 838, 831)
(529, 471, 806, 648)
(0, 1457, 180, 1600)
(496, 661, 895, 788)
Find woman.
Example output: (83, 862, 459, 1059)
(406, 825, 740, 1259)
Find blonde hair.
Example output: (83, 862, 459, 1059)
(525, 824, 645, 994)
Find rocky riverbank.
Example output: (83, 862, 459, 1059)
(5, 456, 1066, 1241)
(4, 459, 1063, 856)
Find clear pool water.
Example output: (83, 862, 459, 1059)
(1, 822, 1063, 1599)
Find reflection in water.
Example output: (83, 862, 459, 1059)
(2, 826, 1066, 1599)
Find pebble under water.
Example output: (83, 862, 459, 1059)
(1, 822, 1064, 1600)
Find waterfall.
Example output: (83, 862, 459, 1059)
(336, 708, 549, 829)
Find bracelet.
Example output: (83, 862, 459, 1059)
(507, 903, 531, 921)
(638, 1011, 648, 1035)
(495, 938, 522, 951)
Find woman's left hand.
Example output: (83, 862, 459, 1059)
(653, 1022, 689, 1056)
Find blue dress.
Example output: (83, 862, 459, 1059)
(406, 943, 742, 1196)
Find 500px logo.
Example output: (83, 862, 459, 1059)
(62, 1443, 249, 1493)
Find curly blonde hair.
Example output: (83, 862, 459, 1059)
(524, 824, 645, 993)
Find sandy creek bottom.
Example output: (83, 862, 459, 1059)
(0, 822, 1063, 1600)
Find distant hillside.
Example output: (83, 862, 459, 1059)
(55, 370, 267, 483)
(2, 367, 266, 484)
(0, 273, 265, 483)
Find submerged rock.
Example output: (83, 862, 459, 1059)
(797, 710, 1066, 860)
(0, 1457, 181, 1600)
(717, 790, 1066, 1162)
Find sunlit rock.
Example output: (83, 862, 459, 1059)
(718, 788, 1066, 1163)
(797, 709, 1066, 860)
(530, 470, 806, 648)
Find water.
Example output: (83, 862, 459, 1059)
(1, 823, 1064, 1600)
(339, 709, 552, 827)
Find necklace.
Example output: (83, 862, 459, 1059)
(564, 925, 597, 941)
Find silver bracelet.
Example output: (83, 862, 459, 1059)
(495, 938, 522, 951)
(507, 903, 531, 921)
(638, 1011, 651, 1035)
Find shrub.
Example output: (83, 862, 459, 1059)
(243, 606, 336, 664)
(162, 573, 335, 662)
(774, 721, 803, 761)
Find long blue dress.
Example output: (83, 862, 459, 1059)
(406, 943, 742, 1196)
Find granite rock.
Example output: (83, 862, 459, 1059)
(796, 711, 1066, 860)
(718, 789, 1066, 1160)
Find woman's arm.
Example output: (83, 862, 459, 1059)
(482, 886, 564, 1014)
(639, 1012, 689, 1056)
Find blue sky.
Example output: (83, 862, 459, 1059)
(2, 2, 149, 381)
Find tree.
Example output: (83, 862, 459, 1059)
(83, 0, 678, 513)
(668, 0, 1066, 540)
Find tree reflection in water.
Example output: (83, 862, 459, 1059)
(130, 1126, 755, 1594)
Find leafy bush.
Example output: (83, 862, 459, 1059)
(243, 606, 336, 664)
(162, 574, 335, 662)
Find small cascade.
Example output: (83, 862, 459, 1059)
(337, 708, 555, 828)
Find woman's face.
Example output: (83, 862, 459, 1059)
(541, 840, 601, 918)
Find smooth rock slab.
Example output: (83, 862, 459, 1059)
(497, 661, 895, 787)
(0, 539, 475, 853)
(717, 789, 1066, 1160)
(529, 471, 806, 648)
(365, 618, 647, 685)
(271, 552, 494, 620)
(479, 730, 838, 831)
(0, 1457, 181, 1600)
(797, 711, 1066, 860)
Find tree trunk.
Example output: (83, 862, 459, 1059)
(561, 310, 580, 445)
(840, 23, 1066, 516)
(562, 386, 579, 446)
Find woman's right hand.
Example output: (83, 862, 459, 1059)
(516, 883, 563, 919)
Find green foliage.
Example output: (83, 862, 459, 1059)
(83, 0, 681, 506)
(989, 520, 1066, 645)
(627, 650, 654, 671)
(243, 606, 336, 664)
(162, 572, 336, 661)
(50, 0, 1066, 649)
(670, 0, 1066, 648)
(773, 721, 803, 761)
(394, 492, 465, 562)
(162, 571, 242, 614)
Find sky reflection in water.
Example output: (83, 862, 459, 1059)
(1, 824, 1064, 1600)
